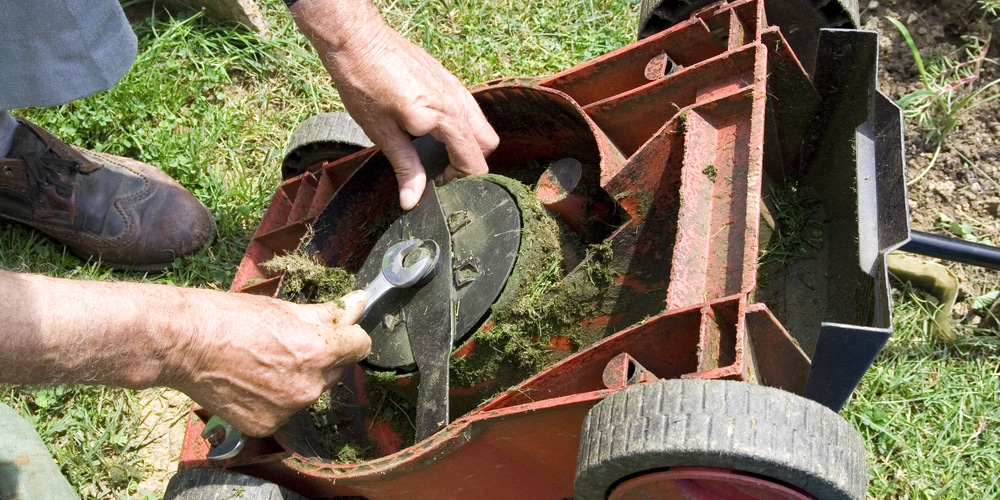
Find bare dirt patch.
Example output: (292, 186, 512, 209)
(135, 389, 191, 496)
(861, 0, 1000, 306)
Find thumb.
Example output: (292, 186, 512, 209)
(329, 289, 366, 325)
(312, 290, 372, 364)
(377, 131, 427, 210)
(299, 289, 366, 326)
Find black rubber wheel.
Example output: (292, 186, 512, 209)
(163, 468, 308, 499)
(281, 111, 373, 180)
(637, 0, 860, 75)
(574, 379, 867, 500)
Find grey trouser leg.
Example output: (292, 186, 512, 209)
(0, 1, 136, 110)
(0, 402, 79, 500)
(0, 111, 16, 157)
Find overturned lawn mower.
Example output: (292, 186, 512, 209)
(166, 0, 913, 498)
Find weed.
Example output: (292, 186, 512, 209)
(971, 289, 999, 311)
(977, 0, 1000, 18)
(886, 16, 1000, 185)
(936, 213, 995, 245)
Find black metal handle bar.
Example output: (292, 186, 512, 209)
(900, 230, 1000, 271)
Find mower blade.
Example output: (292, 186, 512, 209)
(400, 179, 456, 441)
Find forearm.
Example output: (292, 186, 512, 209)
(288, 0, 389, 78)
(0, 269, 370, 435)
(0, 269, 193, 387)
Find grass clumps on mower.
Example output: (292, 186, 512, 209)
(449, 242, 618, 390)
(264, 170, 626, 459)
(758, 183, 825, 267)
(262, 248, 356, 304)
(306, 373, 417, 464)
(446, 174, 622, 408)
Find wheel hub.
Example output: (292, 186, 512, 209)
(359, 177, 522, 370)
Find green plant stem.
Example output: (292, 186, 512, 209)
(907, 142, 943, 186)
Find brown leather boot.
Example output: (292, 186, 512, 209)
(0, 119, 216, 270)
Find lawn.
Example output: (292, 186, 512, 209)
(1, 0, 997, 498)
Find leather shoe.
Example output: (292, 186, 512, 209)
(0, 119, 216, 270)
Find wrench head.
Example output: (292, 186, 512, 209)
(381, 239, 439, 287)
(202, 415, 245, 460)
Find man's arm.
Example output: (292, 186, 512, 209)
(0, 270, 370, 436)
(288, 0, 500, 210)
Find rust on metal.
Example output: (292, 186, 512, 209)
(177, 1, 826, 496)
(602, 353, 659, 389)
(643, 52, 679, 81)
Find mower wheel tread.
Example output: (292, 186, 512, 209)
(574, 379, 867, 500)
(281, 111, 373, 180)
(163, 468, 308, 499)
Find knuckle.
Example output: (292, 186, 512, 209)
(287, 384, 322, 408)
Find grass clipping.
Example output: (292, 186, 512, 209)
(446, 174, 618, 405)
(262, 250, 355, 304)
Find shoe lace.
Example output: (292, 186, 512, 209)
(21, 138, 81, 197)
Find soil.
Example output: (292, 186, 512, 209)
(859, 0, 1000, 304)
(135, 389, 191, 496)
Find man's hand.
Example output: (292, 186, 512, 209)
(167, 290, 371, 437)
(290, 0, 499, 210)
(0, 271, 371, 437)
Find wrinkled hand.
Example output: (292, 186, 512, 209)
(292, 0, 499, 210)
(330, 27, 499, 209)
(168, 290, 371, 437)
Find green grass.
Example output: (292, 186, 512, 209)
(15, 5, 336, 286)
(2, 0, 999, 498)
(1, 386, 149, 499)
(867, 10, 1000, 495)
(846, 281, 1000, 498)
(379, 0, 639, 82)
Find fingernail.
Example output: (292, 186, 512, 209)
(400, 188, 417, 210)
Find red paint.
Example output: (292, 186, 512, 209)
(447, 378, 497, 397)
(547, 335, 573, 352)
(615, 274, 648, 293)
(609, 468, 812, 500)
(367, 418, 405, 455)
(452, 338, 477, 359)
(579, 313, 624, 328)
